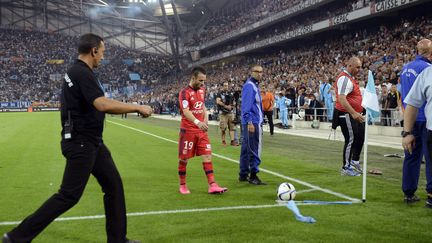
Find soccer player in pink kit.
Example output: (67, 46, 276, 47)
(177, 66, 228, 194)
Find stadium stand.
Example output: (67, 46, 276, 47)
(1, 0, 431, 126)
(0, 27, 174, 103)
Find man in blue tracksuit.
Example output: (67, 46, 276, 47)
(239, 65, 265, 185)
(319, 79, 334, 122)
(400, 38, 432, 204)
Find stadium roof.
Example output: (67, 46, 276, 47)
(0, 0, 229, 56)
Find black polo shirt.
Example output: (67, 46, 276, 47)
(387, 91, 399, 109)
(215, 91, 234, 114)
(60, 59, 105, 144)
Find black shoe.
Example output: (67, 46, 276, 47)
(239, 175, 248, 182)
(2, 234, 12, 243)
(426, 197, 432, 208)
(248, 176, 266, 185)
(404, 194, 420, 204)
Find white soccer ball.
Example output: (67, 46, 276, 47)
(277, 182, 296, 201)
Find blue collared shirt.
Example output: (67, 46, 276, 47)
(405, 66, 432, 130)
(400, 55, 431, 121)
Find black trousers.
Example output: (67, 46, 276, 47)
(263, 110, 274, 135)
(381, 110, 391, 126)
(8, 138, 127, 243)
(339, 112, 365, 168)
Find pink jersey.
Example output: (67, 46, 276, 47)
(179, 86, 206, 132)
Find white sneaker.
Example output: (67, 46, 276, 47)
(351, 162, 363, 173)
(340, 167, 361, 176)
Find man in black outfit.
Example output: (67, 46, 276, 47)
(385, 84, 401, 126)
(215, 82, 238, 146)
(2, 33, 152, 243)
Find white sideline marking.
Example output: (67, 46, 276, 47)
(0, 202, 349, 226)
(296, 189, 317, 194)
(107, 120, 361, 203)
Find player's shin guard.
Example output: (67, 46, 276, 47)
(178, 159, 188, 185)
(202, 162, 215, 185)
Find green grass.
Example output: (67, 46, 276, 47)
(0, 112, 431, 242)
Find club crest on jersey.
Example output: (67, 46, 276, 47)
(193, 101, 203, 109)
(182, 100, 189, 109)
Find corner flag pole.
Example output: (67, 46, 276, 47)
(362, 111, 368, 203)
(361, 70, 380, 203)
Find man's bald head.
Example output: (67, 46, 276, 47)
(417, 39, 432, 57)
(348, 57, 361, 66)
(346, 57, 362, 77)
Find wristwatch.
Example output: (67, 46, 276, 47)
(401, 131, 412, 137)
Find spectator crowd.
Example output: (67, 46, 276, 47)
(186, 0, 371, 47)
(1, 4, 431, 127)
(0, 27, 174, 103)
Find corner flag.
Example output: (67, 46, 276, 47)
(361, 70, 381, 202)
(361, 70, 380, 121)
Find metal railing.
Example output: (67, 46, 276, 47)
(272, 107, 402, 127)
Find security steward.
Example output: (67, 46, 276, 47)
(400, 38, 432, 204)
(3, 33, 152, 243)
(403, 64, 432, 208)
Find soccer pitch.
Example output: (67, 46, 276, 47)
(0, 112, 430, 242)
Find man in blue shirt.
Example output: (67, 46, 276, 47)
(239, 65, 265, 185)
(400, 38, 432, 204)
(276, 91, 291, 129)
(319, 79, 334, 122)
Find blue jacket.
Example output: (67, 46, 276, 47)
(241, 77, 263, 125)
(400, 55, 431, 121)
(276, 96, 291, 111)
(319, 82, 332, 101)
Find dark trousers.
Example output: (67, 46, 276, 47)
(263, 110, 274, 135)
(8, 139, 127, 243)
(339, 113, 365, 168)
(402, 122, 432, 196)
(239, 124, 262, 177)
(381, 110, 391, 126)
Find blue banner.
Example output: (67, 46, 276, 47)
(0, 101, 31, 108)
(122, 59, 134, 66)
(129, 73, 141, 81)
